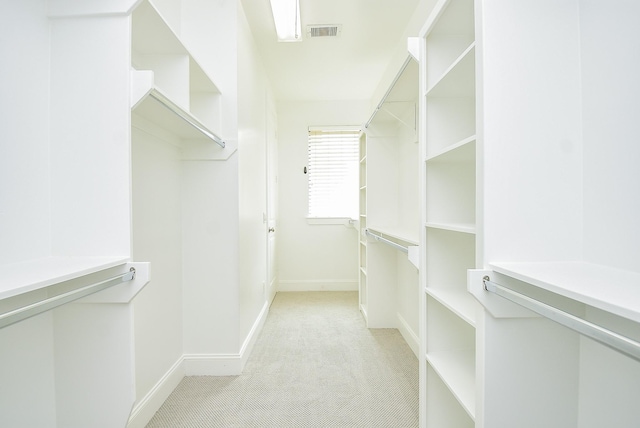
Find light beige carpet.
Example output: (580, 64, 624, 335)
(146, 291, 418, 427)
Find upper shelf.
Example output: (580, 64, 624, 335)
(366, 55, 419, 130)
(426, 222, 475, 235)
(423, 0, 475, 91)
(131, 73, 224, 148)
(426, 43, 475, 97)
(426, 136, 475, 163)
(490, 261, 640, 323)
(130, 0, 232, 159)
(423, 0, 475, 39)
(131, 0, 220, 94)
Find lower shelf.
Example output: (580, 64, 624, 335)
(426, 349, 476, 420)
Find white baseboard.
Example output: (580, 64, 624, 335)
(183, 353, 243, 376)
(127, 301, 270, 427)
(127, 357, 185, 428)
(184, 299, 270, 376)
(397, 313, 419, 358)
(278, 279, 358, 292)
(267, 276, 277, 306)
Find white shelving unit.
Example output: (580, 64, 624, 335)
(0, 1, 157, 426)
(419, 0, 478, 426)
(1, 0, 228, 426)
(360, 52, 420, 355)
(130, 0, 231, 161)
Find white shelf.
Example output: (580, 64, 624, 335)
(426, 287, 477, 326)
(367, 56, 419, 129)
(426, 222, 475, 234)
(426, 136, 475, 163)
(132, 86, 223, 145)
(367, 225, 419, 246)
(0, 256, 130, 300)
(130, 0, 225, 156)
(423, 0, 475, 44)
(490, 261, 640, 324)
(426, 349, 476, 420)
(426, 43, 475, 97)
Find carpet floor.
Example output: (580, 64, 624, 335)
(146, 291, 418, 427)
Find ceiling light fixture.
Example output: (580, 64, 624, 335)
(269, 0, 302, 42)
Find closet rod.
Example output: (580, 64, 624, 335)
(365, 229, 408, 254)
(0, 268, 136, 330)
(482, 276, 640, 363)
(149, 90, 226, 148)
(364, 55, 415, 129)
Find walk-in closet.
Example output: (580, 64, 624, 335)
(1, 0, 638, 427)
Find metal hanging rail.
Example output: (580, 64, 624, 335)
(482, 276, 640, 363)
(0, 268, 136, 329)
(365, 229, 408, 254)
(149, 89, 226, 148)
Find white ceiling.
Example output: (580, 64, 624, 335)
(241, 0, 422, 102)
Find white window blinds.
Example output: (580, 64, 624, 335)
(307, 128, 359, 218)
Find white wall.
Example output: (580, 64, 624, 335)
(180, 0, 275, 359)
(580, 0, 640, 272)
(481, 0, 584, 264)
(397, 252, 419, 344)
(131, 127, 184, 405)
(0, 315, 56, 427)
(181, 158, 241, 357)
(179, 0, 242, 361)
(0, 0, 51, 264)
(578, 2, 640, 426)
(0, 2, 59, 426)
(277, 101, 368, 291)
(238, 2, 274, 342)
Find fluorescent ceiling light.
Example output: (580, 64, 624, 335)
(269, 0, 302, 42)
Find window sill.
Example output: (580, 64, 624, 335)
(306, 217, 357, 227)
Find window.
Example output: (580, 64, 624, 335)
(307, 127, 360, 219)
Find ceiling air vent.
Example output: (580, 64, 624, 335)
(307, 24, 342, 38)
